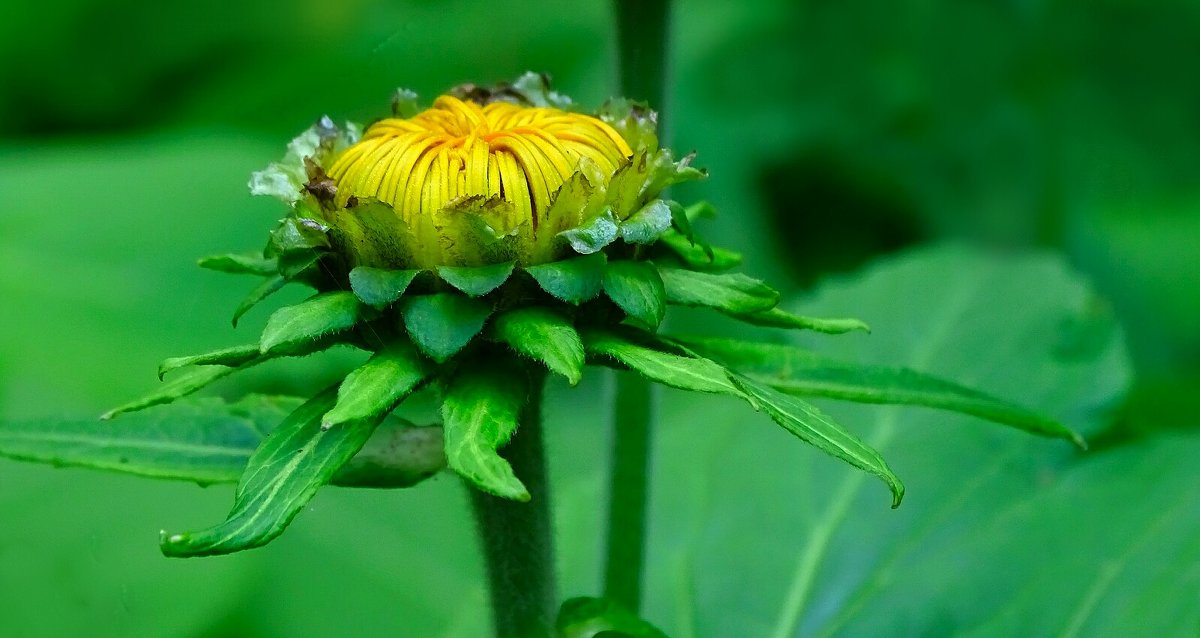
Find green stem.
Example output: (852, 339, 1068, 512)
(469, 370, 556, 638)
(605, 0, 672, 615)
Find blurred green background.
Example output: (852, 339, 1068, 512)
(2, 0, 1198, 636)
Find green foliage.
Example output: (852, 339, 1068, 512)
(734, 308, 870, 335)
(160, 388, 379, 557)
(259, 291, 364, 355)
(557, 597, 669, 638)
(582, 329, 741, 397)
(559, 208, 620, 254)
(657, 231, 743, 271)
(437, 261, 516, 297)
(197, 252, 277, 276)
(349, 266, 422, 309)
(619, 200, 673, 244)
(101, 365, 244, 420)
(441, 359, 531, 501)
(321, 341, 430, 428)
(602, 260, 667, 328)
(157, 343, 260, 379)
(492, 307, 586, 386)
(657, 267, 779, 314)
(400, 293, 493, 362)
(526, 253, 608, 304)
(232, 274, 287, 326)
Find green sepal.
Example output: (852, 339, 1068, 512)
(491, 307, 585, 385)
(436, 261, 515, 297)
(441, 358, 532, 501)
(268, 216, 331, 258)
(598, 97, 659, 153)
(734, 375, 905, 508)
(160, 386, 381, 557)
(657, 266, 779, 314)
(559, 207, 619, 255)
(556, 597, 669, 638)
(326, 199, 419, 269)
(1, 395, 445, 489)
(581, 328, 742, 396)
(658, 231, 743, 271)
(349, 266, 422, 309)
(684, 337, 1083, 446)
(100, 364, 249, 421)
(526, 253, 607, 305)
(619, 199, 672, 244)
(232, 275, 287, 327)
(391, 87, 420, 118)
(732, 307, 871, 335)
(602, 260, 667, 328)
(400, 293, 493, 362)
(197, 253, 277, 276)
(259, 291, 364, 355)
(321, 340, 430, 429)
(158, 344, 261, 380)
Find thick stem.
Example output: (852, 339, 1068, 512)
(469, 371, 556, 638)
(605, 0, 672, 615)
(603, 371, 656, 611)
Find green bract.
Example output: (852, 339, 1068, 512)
(90, 74, 1081, 558)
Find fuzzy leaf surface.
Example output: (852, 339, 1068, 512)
(441, 361, 531, 501)
(321, 341, 430, 428)
(101, 365, 246, 420)
(232, 274, 286, 326)
(657, 266, 779, 314)
(259, 291, 363, 355)
(658, 231, 743, 271)
(733, 307, 871, 335)
(349, 266, 421, 308)
(197, 253, 276, 276)
(620, 199, 673, 244)
(582, 329, 741, 396)
(436, 262, 515, 297)
(526, 253, 607, 304)
(603, 260, 667, 328)
(158, 344, 261, 380)
(492, 308, 585, 385)
(400, 293, 493, 362)
(160, 387, 379, 557)
(560, 208, 620, 254)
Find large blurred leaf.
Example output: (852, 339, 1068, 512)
(640, 246, 1169, 637)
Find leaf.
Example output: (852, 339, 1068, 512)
(733, 307, 871, 335)
(101, 365, 247, 420)
(603, 260, 667, 328)
(400, 293, 493, 362)
(232, 274, 286, 327)
(683, 337, 1083, 445)
(737, 376, 904, 508)
(658, 231, 743, 271)
(557, 597, 670, 638)
(491, 307, 585, 385)
(560, 208, 620, 254)
(581, 329, 742, 396)
(321, 341, 430, 428)
(436, 261, 515, 297)
(657, 266, 779, 314)
(259, 291, 363, 355)
(620, 200, 673, 244)
(197, 253, 276, 276)
(526, 252, 607, 304)
(160, 387, 379, 557)
(158, 343, 260, 380)
(641, 247, 1144, 638)
(349, 266, 421, 309)
(441, 360, 531, 501)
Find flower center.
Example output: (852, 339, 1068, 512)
(327, 96, 633, 226)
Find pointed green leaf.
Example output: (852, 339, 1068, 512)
(160, 387, 379, 557)
(559, 208, 620, 254)
(232, 274, 286, 327)
(657, 266, 779, 313)
(683, 337, 1082, 446)
(441, 361, 531, 501)
(619, 199, 672, 244)
(492, 308, 585, 385)
(197, 253, 277, 276)
(321, 341, 430, 428)
(732, 307, 870, 334)
(436, 261, 515, 297)
(259, 291, 363, 355)
(101, 364, 251, 420)
(557, 597, 669, 638)
(158, 344, 260, 380)
(2, 395, 445, 489)
(735, 376, 905, 508)
(658, 230, 743, 271)
(349, 266, 421, 308)
(603, 260, 667, 328)
(582, 329, 742, 396)
(526, 253, 607, 304)
(400, 293, 493, 362)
